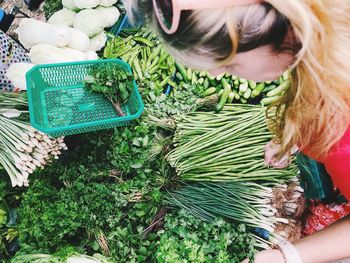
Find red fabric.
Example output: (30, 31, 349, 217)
(302, 126, 350, 236)
(302, 125, 350, 200)
(304, 202, 350, 235)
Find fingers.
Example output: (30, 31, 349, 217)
(264, 140, 292, 169)
(264, 140, 280, 166)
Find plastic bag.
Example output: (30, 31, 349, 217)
(0, 31, 31, 91)
(303, 201, 350, 235)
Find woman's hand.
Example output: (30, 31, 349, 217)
(241, 249, 285, 263)
(264, 140, 298, 168)
(242, 215, 350, 263)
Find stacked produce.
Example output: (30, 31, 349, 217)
(6, 1, 121, 90)
(48, 0, 120, 51)
(0, 116, 67, 187)
(164, 104, 303, 243)
(0, 92, 67, 187)
(104, 29, 176, 95)
(167, 104, 298, 183)
(175, 63, 291, 111)
(17, 18, 100, 63)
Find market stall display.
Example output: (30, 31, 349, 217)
(0, 2, 311, 262)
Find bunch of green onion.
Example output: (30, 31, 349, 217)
(167, 104, 298, 184)
(167, 181, 304, 244)
(0, 92, 67, 187)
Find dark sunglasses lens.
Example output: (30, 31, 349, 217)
(154, 0, 173, 29)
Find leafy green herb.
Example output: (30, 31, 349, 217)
(156, 209, 256, 263)
(108, 121, 159, 174)
(16, 127, 168, 261)
(84, 64, 134, 116)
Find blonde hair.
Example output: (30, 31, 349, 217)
(127, 0, 350, 158)
(267, 0, 350, 158)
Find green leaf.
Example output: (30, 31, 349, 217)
(132, 138, 141, 147)
(135, 210, 146, 217)
(130, 163, 143, 169)
(84, 75, 95, 84)
(142, 135, 149, 147)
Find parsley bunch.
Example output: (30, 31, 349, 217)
(157, 209, 256, 263)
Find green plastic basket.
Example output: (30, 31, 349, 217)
(26, 59, 144, 137)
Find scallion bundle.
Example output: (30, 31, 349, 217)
(167, 181, 304, 243)
(0, 92, 67, 187)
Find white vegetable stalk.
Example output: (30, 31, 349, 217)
(0, 116, 67, 187)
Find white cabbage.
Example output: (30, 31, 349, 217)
(48, 9, 77, 27)
(95, 6, 120, 27)
(17, 19, 72, 49)
(67, 28, 90, 51)
(73, 0, 99, 9)
(29, 44, 91, 64)
(73, 7, 120, 37)
(89, 31, 107, 51)
(99, 0, 118, 7)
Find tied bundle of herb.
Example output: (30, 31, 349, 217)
(84, 64, 134, 116)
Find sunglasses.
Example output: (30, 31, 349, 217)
(153, 0, 263, 34)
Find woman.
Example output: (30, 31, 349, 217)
(0, 30, 31, 91)
(126, 0, 350, 262)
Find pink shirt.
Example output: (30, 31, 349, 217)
(304, 126, 350, 200)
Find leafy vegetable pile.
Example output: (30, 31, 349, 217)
(104, 29, 176, 96)
(15, 130, 165, 262)
(0, 175, 21, 259)
(156, 209, 256, 263)
(84, 64, 134, 116)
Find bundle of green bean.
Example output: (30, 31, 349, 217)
(104, 28, 176, 96)
(175, 63, 291, 111)
(167, 104, 298, 184)
(166, 181, 301, 244)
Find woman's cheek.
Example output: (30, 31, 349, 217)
(208, 67, 227, 77)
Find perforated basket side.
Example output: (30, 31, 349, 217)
(26, 66, 47, 130)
